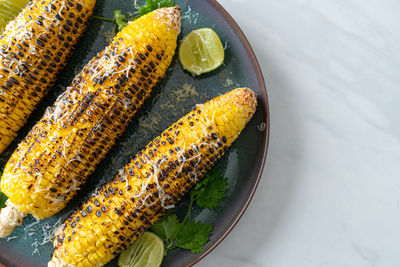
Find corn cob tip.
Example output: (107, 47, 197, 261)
(0, 201, 27, 238)
(154, 5, 181, 34)
(236, 87, 257, 110)
(230, 87, 258, 121)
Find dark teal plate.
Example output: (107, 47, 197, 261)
(0, 0, 269, 266)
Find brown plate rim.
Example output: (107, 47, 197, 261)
(185, 0, 270, 266)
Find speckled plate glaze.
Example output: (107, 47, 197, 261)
(0, 0, 269, 266)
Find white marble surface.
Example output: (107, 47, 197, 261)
(197, 0, 400, 266)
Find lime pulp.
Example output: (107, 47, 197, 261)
(178, 28, 225, 76)
(118, 232, 165, 267)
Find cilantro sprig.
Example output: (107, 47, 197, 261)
(0, 192, 6, 209)
(93, 0, 175, 33)
(151, 169, 228, 253)
(112, 10, 128, 31)
(192, 169, 229, 209)
(138, 0, 175, 17)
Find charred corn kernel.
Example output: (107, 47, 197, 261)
(0, 0, 96, 153)
(50, 88, 257, 267)
(0, 6, 181, 237)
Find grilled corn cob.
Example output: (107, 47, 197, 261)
(0, 0, 96, 153)
(49, 87, 257, 267)
(0, 6, 181, 237)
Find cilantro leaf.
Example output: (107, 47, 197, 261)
(93, 0, 175, 33)
(138, 0, 175, 17)
(0, 192, 6, 209)
(112, 10, 128, 31)
(176, 220, 212, 253)
(151, 214, 182, 245)
(191, 169, 228, 209)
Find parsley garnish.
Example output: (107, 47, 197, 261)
(191, 169, 228, 209)
(151, 214, 182, 248)
(151, 168, 228, 253)
(176, 220, 213, 253)
(138, 0, 175, 17)
(93, 0, 175, 33)
(0, 192, 6, 209)
(112, 10, 128, 31)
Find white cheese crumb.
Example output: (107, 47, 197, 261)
(223, 78, 234, 87)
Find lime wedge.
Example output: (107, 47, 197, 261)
(118, 232, 165, 267)
(0, 0, 28, 32)
(179, 28, 225, 76)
